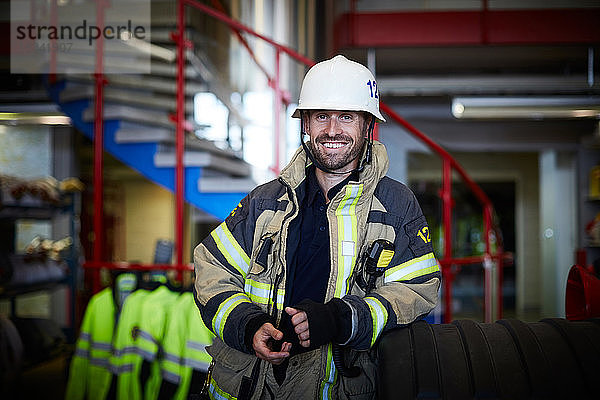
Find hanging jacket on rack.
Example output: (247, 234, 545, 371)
(66, 273, 137, 400)
(112, 288, 152, 400)
(159, 291, 215, 400)
(65, 288, 115, 400)
(136, 285, 179, 400)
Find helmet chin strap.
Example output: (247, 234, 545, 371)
(300, 112, 375, 176)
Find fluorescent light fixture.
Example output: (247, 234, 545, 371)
(452, 96, 600, 119)
(0, 112, 71, 125)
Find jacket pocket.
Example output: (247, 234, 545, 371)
(206, 338, 257, 398)
(338, 350, 377, 400)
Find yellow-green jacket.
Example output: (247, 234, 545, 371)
(65, 288, 115, 400)
(160, 291, 215, 400)
(194, 142, 441, 399)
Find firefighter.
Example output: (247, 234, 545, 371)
(193, 54, 441, 399)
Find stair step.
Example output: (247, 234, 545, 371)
(82, 104, 195, 129)
(55, 53, 202, 78)
(154, 148, 251, 177)
(66, 74, 206, 96)
(60, 83, 194, 113)
(115, 122, 242, 160)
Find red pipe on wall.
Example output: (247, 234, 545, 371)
(175, 0, 186, 276)
(442, 158, 453, 322)
(92, 0, 107, 294)
(273, 50, 282, 174)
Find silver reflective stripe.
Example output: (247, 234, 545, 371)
(90, 341, 112, 351)
(212, 292, 250, 339)
(334, 184, 363, 298)
(162, 351, 181, 364)
(384, 252, 439, 283)
(111, 363, 134, 374)
(320, 344, 336, 400)
(137, 329, 158, 344)
(364, 296, 388, 346)
(244, 279, 284, 307)
(186, 340, 208, 352)
(339, 299, 357, 345)
(184, 357, 210, 372)
(208, 377, 235, 400)
(79, 332, 91, 341)
(136, 347, 156, 361)
(74, 348, 90, 358)
(211, 222, 250, 278)
(113, 346, 138, 357)
(89, 357, 111, 368)
(162, 369, 182, 384)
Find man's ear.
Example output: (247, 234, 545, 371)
(301, 111, 310, 134)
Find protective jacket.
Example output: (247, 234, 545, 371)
(112, 288, 151, 400)
(65, 288, 115, 400)
(136, 285, 179, 400)
(161, 291, 215, 400)
(194, 142, 441, 399)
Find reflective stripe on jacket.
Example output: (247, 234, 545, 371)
(194, 142, 441, 400)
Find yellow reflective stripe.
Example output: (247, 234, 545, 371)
(244, 279, 284, 307)
(208, 376, 237, 400)
(319, 343, 336, 400)
(211, 293, 251, 339)
(364, 296, 388, 346)
(334, 184, 363, 298)
(384, 252, 440, 283)
(211, 222, 250, 278)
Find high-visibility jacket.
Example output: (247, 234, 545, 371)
(160, 291, 215, 400)
(194, 142, 441, 399)
(65, 288, 115, 400)
(112, 288, 151, 400)
(136, 285, 179, 400)
(65, 273, 137, 400)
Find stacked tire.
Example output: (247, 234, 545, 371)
(377, 318, 600, 399)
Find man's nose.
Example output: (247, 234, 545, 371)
(325, 117, 341, 136)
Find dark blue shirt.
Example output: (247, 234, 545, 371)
(284, 166, 359, 308)
(275, 166, 358, 364)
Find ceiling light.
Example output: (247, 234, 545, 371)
(452, 97, 600, 119)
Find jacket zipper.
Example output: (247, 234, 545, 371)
(269, 178, 298, 324)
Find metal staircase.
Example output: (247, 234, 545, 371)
(46, 5, 256, 220)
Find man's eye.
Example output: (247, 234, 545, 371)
(341, 114, 353, 121)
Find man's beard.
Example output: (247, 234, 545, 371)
(310, 134, 365, 171)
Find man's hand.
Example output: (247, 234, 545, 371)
(285, 307, 310, 348)
(253, 323, 291, 365)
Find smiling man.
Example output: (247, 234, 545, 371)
(194, 55, 441, 400)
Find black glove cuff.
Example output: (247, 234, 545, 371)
(294, 298, 352, 348)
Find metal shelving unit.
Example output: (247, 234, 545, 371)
(0, 191, 80, 342)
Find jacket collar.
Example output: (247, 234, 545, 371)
(279, 140, 390, 195)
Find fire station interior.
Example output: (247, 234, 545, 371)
(1, 1, 600, 399)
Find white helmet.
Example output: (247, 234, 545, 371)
(292, 55, 386, 122)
